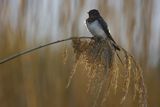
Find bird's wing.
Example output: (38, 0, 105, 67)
(98, 17, 120, 51)
(97, 17, 116, 44)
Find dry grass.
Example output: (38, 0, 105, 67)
(0, 0, 159, 107)
(66, 38, 147, 107)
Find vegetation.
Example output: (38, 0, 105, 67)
(0, 0, 159, 107)
(67, 38, 147, 107)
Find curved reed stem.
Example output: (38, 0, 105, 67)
(0, 37, 92, 64)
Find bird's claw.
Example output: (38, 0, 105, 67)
(91, 36, 96, 40)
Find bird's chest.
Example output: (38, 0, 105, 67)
(87, 20, 106, 38)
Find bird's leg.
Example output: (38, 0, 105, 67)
(91, 36, 103, 43)
(91, 36, 96, 40)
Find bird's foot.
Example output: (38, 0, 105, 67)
(91, 36, 102, 42)
(91, 36, 96, 40)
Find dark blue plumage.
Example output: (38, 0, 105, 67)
(86, 9, 120, 51)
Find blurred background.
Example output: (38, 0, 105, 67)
(0, 0, 160, 107)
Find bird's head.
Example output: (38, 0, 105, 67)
(88, 9, 100, 18)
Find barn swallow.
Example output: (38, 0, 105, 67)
(86, 9, 120, 51)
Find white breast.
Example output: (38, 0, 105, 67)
(86, 20, 106, 38)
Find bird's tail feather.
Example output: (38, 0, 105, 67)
(113, 44, 120, 51)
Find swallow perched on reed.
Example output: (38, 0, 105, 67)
(86, 9, 120, 51)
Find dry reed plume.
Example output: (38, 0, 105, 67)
(66, 37, 147, 107)
(0, 35, 147, 107)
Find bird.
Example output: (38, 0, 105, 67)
(86, 9, 120, 51)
